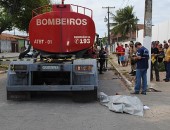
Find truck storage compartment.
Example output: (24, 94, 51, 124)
(73, 73, 94, 85)
(32, 71, 70, 85)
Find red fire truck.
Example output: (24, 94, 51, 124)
(7, 0, 98, 101)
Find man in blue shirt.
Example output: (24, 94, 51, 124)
(131, 42, 149, 95)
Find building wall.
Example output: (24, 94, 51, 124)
(137, 19, 170, 44)
(0, 40, 12, 52)
(137, 29, 144, 44)
(18, 39, 25, 52)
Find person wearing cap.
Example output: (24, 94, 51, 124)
(131, 42, 149, 95)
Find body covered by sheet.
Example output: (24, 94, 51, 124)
(99, 92, 144, 116)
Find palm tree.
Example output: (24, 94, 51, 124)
(111, 6, 139, 40)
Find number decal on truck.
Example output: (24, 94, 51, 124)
(74, 36, 91, 44)
(34, 39, 53, 45)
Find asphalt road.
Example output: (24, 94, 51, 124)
(0, 69, 170, 130)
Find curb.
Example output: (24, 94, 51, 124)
(109, 59, 159, 91)
(0, 70, 7, 74)
(109, 60, 133, 90)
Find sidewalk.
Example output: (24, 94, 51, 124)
(0, 52, 20, 58)
(0, 53, 20, 74)
(109, 54, 170, 121)
(109, 54, 168, 91)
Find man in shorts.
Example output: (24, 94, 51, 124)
(118, 44, 125, 66)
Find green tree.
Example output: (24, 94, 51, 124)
(0, 0, 50, 33)
(0, 7, 13, 34)
(111, 6, 139, 39)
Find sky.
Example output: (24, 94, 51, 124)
(4, 0, 170, 37)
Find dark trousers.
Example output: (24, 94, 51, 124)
(165, 62, 170, 80)
(117, 55, 120, 65)
(151, 61, 159, 80)
(99, 60, 105, 73)
(164, 61, 167, 72)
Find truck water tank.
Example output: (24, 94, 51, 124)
(29, 4, 96, 54)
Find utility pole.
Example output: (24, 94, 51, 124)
(102, 6, 115, 47)
(62, 0, 64, 4)
(143, 0, 152, 86)
(144, 0, 152, 37)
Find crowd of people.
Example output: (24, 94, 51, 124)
(92, 38, 170, 91)
(115, 40, 170, 95)
(151, 40, 170, 82)
(115, 40, 170, 83)
(92, 39, 170, 95)
(116, 42, 137, 76)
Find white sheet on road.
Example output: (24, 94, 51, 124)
(99, 92, 144, 116)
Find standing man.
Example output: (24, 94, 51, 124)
(99, 47, 106, 74)
(119, 44, 125, 66)
(116, 44, 125, 66)
(131, 42, 149, 95)
(164, 39, 170, 82)
(129, 41, 136, 76)
(116, 43, 121, 65)
(163, 43, 169, 76)
(151, 42, 160, 81)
